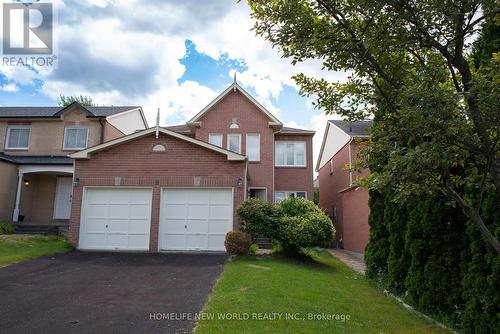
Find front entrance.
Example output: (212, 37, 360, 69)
(53, 177, 73, 219)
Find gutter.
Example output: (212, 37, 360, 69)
(347, 137, 353, 186)
(98, 119, 105, 144)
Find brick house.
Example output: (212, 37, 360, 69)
(0, 103, 148, 231)
(68, 82, 315, 252)
(316, 120, 371, 254)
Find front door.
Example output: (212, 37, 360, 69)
(53, 177, 73, 219)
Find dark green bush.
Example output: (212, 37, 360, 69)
(278, 198, 335, 252)
(224, 231, 251, 255)
(237, 198, 281, 238)
(0, 221, 14, 234)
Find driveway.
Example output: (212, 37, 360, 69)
(0, 251, 227, 334)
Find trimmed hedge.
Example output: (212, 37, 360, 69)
(224, 231, 251, 255)
(365, 190, 499, 332)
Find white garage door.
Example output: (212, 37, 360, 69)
(79, 188, 152, 251)
(159, 188, 233, 251)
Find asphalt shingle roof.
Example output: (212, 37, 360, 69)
(330, 120, 372, 136)
(164, 124, 315, 135)
(0, 153, 73, 165)
(0, 106, 140, 118)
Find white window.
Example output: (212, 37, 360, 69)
(246, 134, 260, 161)
(5, 126, 31, 150)
(275, 141, 306, 166)
(274, 191, 307, 203)
(63, 127, 88, 150)
(227, 133, 241, 153)
(208, 133, 223, 147)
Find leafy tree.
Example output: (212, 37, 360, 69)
(58, 95, 95, 107)
(248, 0, 500, 252)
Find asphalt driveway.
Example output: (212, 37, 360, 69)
(0, 251, 227, 334)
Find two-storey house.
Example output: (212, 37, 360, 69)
(0, 103, 148, 230)
(67, 82, 315, 252)
(316, 120, 372, 254)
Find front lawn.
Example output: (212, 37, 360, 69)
(195, 249, 450, 334)
(0, 235, 72, 266)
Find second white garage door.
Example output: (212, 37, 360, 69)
(79, 188, 152, 251)
(159, 188, 233, 251)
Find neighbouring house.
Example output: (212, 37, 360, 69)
(68, 82, 315, 252)
(0, 103, 148, 231)
(316, 120, 372, 254)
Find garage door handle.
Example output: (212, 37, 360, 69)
(105, 225, 109, 228)
(184, 225, 187, 229)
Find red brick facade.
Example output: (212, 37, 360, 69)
(69, 133, 246, 251)
(318, 141, 370, 254)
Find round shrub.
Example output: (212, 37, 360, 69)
(224, 231, 251, 255)
(277, 198, 335, 252)
(279, 197, 324, 216)
(279, 212, 335, 249)
(237, 199, 281, 239)
(0, 222, 14, 235)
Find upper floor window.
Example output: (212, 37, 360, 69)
(208, 133, 223, 147)
(246, 134, 260, 161)
(275, 141, 306, 167)
(227, 133, 241, 153)
(63, 127, 88, 150)
(275, 191, 307, 203)
(5, 126, 31, 150)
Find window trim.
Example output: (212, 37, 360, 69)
(274, 141, 306, 167)
(274, 191, 308, 203)
(5, 125, 31, 150)
(63, 127, 89, 150)
(208, 133, 223, 147)
(246, 133, 260, 162)
(227, 133, 241, 154)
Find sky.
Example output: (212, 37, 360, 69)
(0, 0, 347, 169)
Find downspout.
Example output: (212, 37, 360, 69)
(347, 137, 353, 186)
(98, 119, 105, 144)
(244, 159, 248, 199)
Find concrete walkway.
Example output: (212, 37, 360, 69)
(328, 249, 366, 274)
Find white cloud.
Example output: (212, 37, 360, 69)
(0, 83, 19, 92)
(1, 0, 347, 135)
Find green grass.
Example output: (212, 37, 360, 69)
(0, 234, 72, 266)
(195, 249, 451, 334)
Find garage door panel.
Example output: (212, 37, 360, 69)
(160, 188, 233, 251)
(210, 190, 232, 204)
(85, 204, 108, 218)
(163, 219, 186, 233)
(130, 204, 150, 218)
(84, 218, 108, 233)
(210, 206, 231, 219)
(79, 188, 152, 251)
(208, 235, 226, 251)
(162, 234, 185, 250)
(187, 219, 209, 233)
(164, 204, 186, 219)
(209, 220, 231, 233)
(187, 205, 209, 219)
(186, 235, 208, 249)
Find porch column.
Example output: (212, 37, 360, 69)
(12, 171, 23, 222)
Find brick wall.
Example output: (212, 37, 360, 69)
(274, 134, 314, 201)
(195, 90, 275, 201)
(341, 187, 370, 253)
(69, 132, 246, 251)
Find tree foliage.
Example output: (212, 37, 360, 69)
(58, 95, 95, 107)
(248, 0, 500, 252)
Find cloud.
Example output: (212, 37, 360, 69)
(0, 83, 19, 92)
(1, 0, 347, 130)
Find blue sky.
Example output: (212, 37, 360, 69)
(0, 0, 346, 164)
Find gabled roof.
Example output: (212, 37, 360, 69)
(188, 82, 282, 126)
(163, 124, 192, 134)
(70, 127, 246, 161)
(315, 119, 372, 171)
(0, 104, 142, 118)
(329, 120, 372, 137)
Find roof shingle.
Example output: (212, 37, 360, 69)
(330, 120, 372, 137)
(0, 106, 140, 118)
